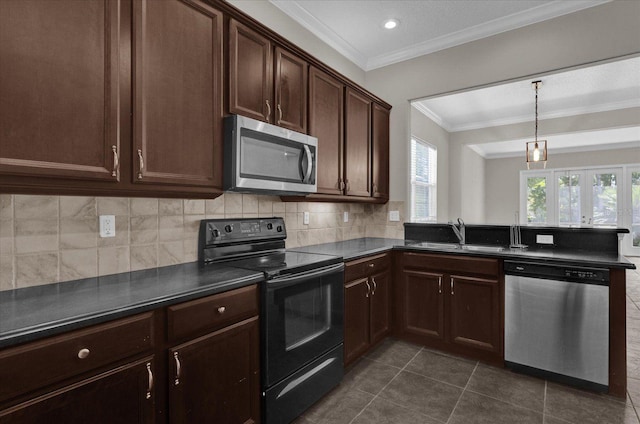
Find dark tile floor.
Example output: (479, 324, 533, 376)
(295, 257, 640, 424)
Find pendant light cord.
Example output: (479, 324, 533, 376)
(534, 81, 539, 143)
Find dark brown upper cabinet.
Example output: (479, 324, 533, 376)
(229, 19, 308, 133)
(0, 0, 121, 182)
(308, 67, 344, 195)
(133, 0, 223, 188)
(372, 103, 390, 201)
(344, 88, 371, 198)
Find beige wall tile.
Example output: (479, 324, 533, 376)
(159, 215, 183, 242)
(285, 202, 297, 213)
(159, 241, 184, 266)
(98, 246, 130, 276)
(130, 198, 158, 216)
(242, 194, 259, 213)
(285, 231, 299, 248)
(184, 199, 205, 215)
(285, 213, 299, 230)
(184, 239, 198, 263)
(15, 219, 58, 254)
(60, 218, 98, 249)
(0, 220, 14, 255)
(159, 199, 183, 215)
(97, 215, 129, 247)
(14, 195, 58, 220)
(60, 196, 96, 218)
(60, 248, 98, 281)
(297, 230, 309, 247)
(130, 215, 158, 245)
(97, 197, 129, 216)
(224, 193, 242, 214)
(0, 255, 14, 291)
(205, 196, 224, 216)
(184, 215, 204, 240)
(15, 253, 58, 288)
(258, 197, 273, 215)
(242, 213, 259, 218)
(273, 201, 285, 214)
(131, 244, 158, 271)
(0, 195, 13, 220)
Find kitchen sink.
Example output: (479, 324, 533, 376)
(461, 244, 506, 252)
(413, 242, 461, 249)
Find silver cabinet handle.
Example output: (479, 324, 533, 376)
(111, 145, 119, 177)
(277, 104, 283, 124)
(77, 348, 90, 359)
(146, 362, 153, 399)
(372, 183, 377, 193)
(338, 179, 345, 191)
(174, 352, 181, 386)
(365, 280, 371, 298)
(371, 277, 377, 296)
(217, 306, 226, 314)
(137, 149, 144, 180)
(438, 276, 442, 294)
(368, 263, 375, 268)
(450, 277, 454, 295)
(265, 100, 271, 121)
(345, 179, 350, 193)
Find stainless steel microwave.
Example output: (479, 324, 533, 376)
(223, 115, 317, 195)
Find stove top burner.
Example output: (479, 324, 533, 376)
(225, 251, 341, 279)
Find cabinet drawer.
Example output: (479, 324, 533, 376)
(345, 253, 390, 282)
(402, 252, 499, 277)
(0, 312, 154, 404)
(167, 284, 259, 342)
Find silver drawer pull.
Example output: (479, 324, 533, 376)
(365, 280, 371, 298)
(368, 263, 375, 268)
(77, 348, 90, 359)
(146, 362, 153, 399)
(438, 276, 442, 294)
(174, 352, 181, 386)
(451, 277, 455, 295)
(217, 306, 226, 314)
(371, 277, 377, 296)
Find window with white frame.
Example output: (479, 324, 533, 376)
(410, 137, 437, 222)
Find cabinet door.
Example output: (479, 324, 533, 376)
(344, 278, 371, 366)
(308, 67, 344, 195)
(274, 47, 308, 133)
(229, 19, 272, 123)
(369, 269, 391, 346)
(0, 358, 155, 424)
(344, 88, 371, 197)
(169, 317, 260, 424)
(0, 0, 121, 182)
(449, 275, 500, 353)
(400, 270, 445, 341)
(371, 103, 390, 200)
(133, 0, 223, 188)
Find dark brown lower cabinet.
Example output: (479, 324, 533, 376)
(398, 253, 502, 363)
(169, 316, 260, 424)
(344, 277, 371, 365)
(0, 357, 155, 424)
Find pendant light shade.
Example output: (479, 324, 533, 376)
(526, 80, 548, 169)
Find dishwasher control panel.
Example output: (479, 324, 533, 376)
(504, 261, 609, 284)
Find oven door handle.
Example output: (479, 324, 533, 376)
(267, 263, 344, 290)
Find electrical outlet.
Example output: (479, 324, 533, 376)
(536, 234, 554, 244)
(303, 211, 310, 225)
(389, 210, 400, 222)
(100, 215, 116, 238)
(343, 211, 349, 222)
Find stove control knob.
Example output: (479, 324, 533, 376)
(211, 228, 220, 238)
(277, 225, 283, 232)
(224, 225, 232, 233)
(267, 223, 273, 230)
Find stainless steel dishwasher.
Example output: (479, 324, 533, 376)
(504, 260, 609, 392)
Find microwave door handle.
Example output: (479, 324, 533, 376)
(302, 145, 313, 184)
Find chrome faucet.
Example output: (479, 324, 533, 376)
(450, 218, 465, 245)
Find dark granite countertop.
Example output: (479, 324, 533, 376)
(0, 262, 264, 349)
(288, 237, 404, 261)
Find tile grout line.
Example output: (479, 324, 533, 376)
(445, 361, 478, 424)
(347, 346, 425, 424)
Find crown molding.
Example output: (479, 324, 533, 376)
(479, 139, 640, 159)
(411, 103, 451, 131)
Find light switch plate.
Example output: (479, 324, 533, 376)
(100, 215, 116, 238)
(536, 234, 554, 244)
(389, 210, 400, 222)
(303, 211, 310, 225)
(343, 211, 349, 222)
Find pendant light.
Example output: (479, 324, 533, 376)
(526, 80, 547, 169)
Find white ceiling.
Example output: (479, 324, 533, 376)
(270, 0, 610, 71)
(413, 56, 640, 159)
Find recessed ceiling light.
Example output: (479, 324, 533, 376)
(383, 19, 399, 30)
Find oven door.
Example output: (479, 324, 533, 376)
(263, 262, 344, 387)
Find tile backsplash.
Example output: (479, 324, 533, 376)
(0, 194, 404, 291)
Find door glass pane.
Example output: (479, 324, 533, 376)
(592, 173, 618, 226)
(284, 283, 331, 351)
(527, 177, 547, 223)
(632, 171, 640, 247)
(558, 173, 581, 225)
